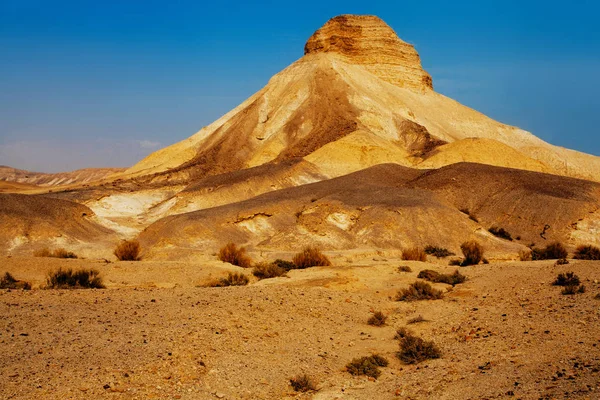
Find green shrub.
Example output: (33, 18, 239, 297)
(0, 272, 31, 290)
(252, 262, 287, 279)
(289, 374, 316, 392)
(218, 242, 252, 268)
(345, 354, 389, 379)
(292, 247, 331, 269)
(424, 245, 455, 258)
(532, 242, 568, 260)
(46, 268, 105, 289)
(573, 245, 600, 260)
(367, 311, 387, 326)
(114, 240, 141, 261)
(460, 241, 484, 266)
(396, 281, 443, 302)
(488, 226, 513, 241)
(401, 247, 427, 262)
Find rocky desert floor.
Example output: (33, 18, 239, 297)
(1, 254, 600, 400)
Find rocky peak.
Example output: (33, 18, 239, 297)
(304, 15, 433, 91)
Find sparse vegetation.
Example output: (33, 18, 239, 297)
(367, 311, 387, 326)
(208, 272, 249, 287)
(519, 249, 532, 261)
(218, 242, 252, 268)
(401, 247, 427, 262)
(488, 226, 513, 241)
(345, 354, 389, 379)
(573, 245, 600, 260)
(460, 241, 484, 266)
(531, 242, 568, 260)
(46, 268, 105, 289)
(562, 284, 586, 295)
(289, 374, 316, 392)
(34, 247, 78, 259)
(114, 240, 141, 261)
(398, 265, 412, 273)
(424, 245, 455, 258)
(292, 246, 331, 269)
(396, 331, 442, 364)
(552, 272, 580, 287)
(417, 269, 466, 286)
(0, 272, 31, 290)
(273, 259, 296, 271)
(396, 281, 443, 301)
(555, 258, 569, 266)
(252, 262, 287, 280)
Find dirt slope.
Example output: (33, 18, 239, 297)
(0, 166, 124, 187)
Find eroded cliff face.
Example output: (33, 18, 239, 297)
(304, 15, 433, 91)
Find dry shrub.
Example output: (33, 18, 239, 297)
(424, 245, 455, 258)
(396, 281, 443, 302)
(34, 247, 77, 259)
(218, 242, 252, 268)
(0, 272, 31, 290)
(401, 247, 427, 262)
(346, 354, 389, 379)
(488, 226, 513, 241)
(292, 247, 331, 269)
(532, 242, 568, 260)
(555, 258, 569, 266)
(46, 268, 105, 289)
(448, 259, 462, 266)
(114, 240, 141, 261)
(33, 248, 51, 257)
(289, 374, 316, 392)
(552, 272, 580, 287)
(562, 284, 585, 295)
(208, 272, 249, 287)
(460, 241, 484, 266)
(573, 245, 600, 260)
(367, 311, 387, 326)
(519, 249, 532, 261)
(396, 332, 441, 364)
(460, 208, 479, 223)
(252, 262, 287, 280)
(418, 269, 466, 286)
(398, 265, 412, 273)
(273, 259, 296, 271)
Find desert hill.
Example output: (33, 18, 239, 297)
(0, 165, 124, 188)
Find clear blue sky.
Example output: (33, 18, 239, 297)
(1, 0, 599, 172)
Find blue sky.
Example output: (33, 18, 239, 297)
(1, 0, 599, 172)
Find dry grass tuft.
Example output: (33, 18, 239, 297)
(292, 247, 331, 269)
(488, 226, 513, 241)
(396, 281, 443, 302)
(397, 265, 412, 273)
(218, 242, 252, 268)
(114, 240, 141, 261)
(573, 245, 600, 260)
(401, 247, 427, 262)
(519, 249, 532, 261)
(367, 311, 387, 326)
(46, 268, 105, 289)
(460, 241, 484, 266)
(252, 262, 287, 280)
(289, 374, 316, 392)
(417, 269, 466, 286)
(0, 272, 31, 290)
(562, 284, 585, 295)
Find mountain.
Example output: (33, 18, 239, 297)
(0, 165, 124, 188)
(2, 14, 600, 258)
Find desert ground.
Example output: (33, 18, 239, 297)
(2, 253, 600, 400)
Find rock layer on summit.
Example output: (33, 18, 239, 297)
(305, 15, 433, 91)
